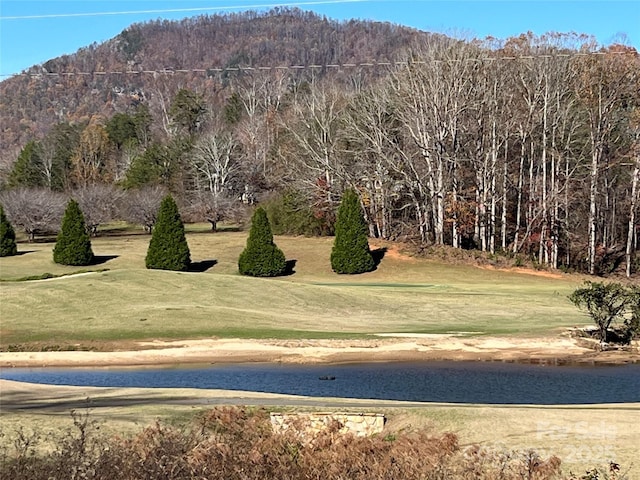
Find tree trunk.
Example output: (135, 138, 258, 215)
(452, 178, 459, 248)
(588, 145, 600, 275)
(627, 159, 640, 277)
(433, 155, 445, 245)
(513, 136, 526, 253)
(551, 148, 560, 269)
(565, 158, 571, 267)
(538, 81, 549, 266)
(489, 118, 497, 255)
(501, 135, 508, 251)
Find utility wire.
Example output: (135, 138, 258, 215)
(1, 50, 634, 80)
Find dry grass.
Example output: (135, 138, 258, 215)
(393, 404, 640, 477)
(2, 392, 637, 478)
(0, 404, 562, 480)
(0, 227, 588, 346)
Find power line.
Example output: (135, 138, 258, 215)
(2, 50, 635, 80)
(0, 0, 368, 20)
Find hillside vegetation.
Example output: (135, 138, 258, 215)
(0, 9, 424, 155)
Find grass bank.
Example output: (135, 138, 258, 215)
(0, 228, 588, 347)
(1, 381, 637, 477)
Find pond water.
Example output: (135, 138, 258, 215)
(2, 361, 639, 405)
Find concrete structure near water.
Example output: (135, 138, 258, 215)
(270, 412, 385, 438)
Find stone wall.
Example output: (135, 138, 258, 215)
(270, 412, 385, 438)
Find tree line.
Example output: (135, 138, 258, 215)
(1, 186, 376, 280)
(1, 30, 638, 276)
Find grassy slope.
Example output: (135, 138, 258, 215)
(1, 230, 636, 476)
(0, 227, 588, 345)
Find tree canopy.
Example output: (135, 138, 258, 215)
(145, 195, 191, 271)
(569, 281, 639, 343)
(331, 189, 375, 274)
(53, 199, 94, 266)
(0, 204, 18, 257)
(238, 207, 287, 277)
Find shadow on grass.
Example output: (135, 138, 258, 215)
(371, 247, 387, 269)
(13, 250, 36, 256)
(0, 391, 197, 411)
(90, 255, 119, 266)
(188, 259, 218, 272)
(29, 236, 58, 243)
(96, 228, 150, 237)
(189, 226, 244, 235)
(217, 226, 243, 233)
(283, 259, 297, 276)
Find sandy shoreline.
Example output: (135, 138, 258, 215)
(1, 334, 638, 368)
(3, 335, 638, 478)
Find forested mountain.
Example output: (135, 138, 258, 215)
(0, 8, 425, 157)
(1, 9, 639, 276)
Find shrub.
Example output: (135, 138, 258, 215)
(330, 189, 375, 274)
(145, 195, 191, 271)
(263, 190, 328, 236)
(238, 207, 287, 277)
(624, 285, 640, 341)
(0, 406, 571, 480)
(569, 281, 631, 343)
(53, 199, 94, 266)
(0, 204, 18, 257)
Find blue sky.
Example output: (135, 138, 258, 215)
(1, 0, 638, 77)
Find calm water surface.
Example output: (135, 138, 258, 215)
(2, 362, 639, 405)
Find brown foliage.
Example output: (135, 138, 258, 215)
(0, 406, 581, 480)
(0, 9, 425, 156)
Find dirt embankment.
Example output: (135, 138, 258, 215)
(1, 335, 638, 368)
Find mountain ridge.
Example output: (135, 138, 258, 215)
(0, 8, 431, 163)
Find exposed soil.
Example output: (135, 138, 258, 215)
(1, 334, 638, 369)
(478, 264, 567, 279)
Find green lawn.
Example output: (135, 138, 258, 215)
(0, 227, 589, 346)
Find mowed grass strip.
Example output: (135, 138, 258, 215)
(0, 228, 588, 345)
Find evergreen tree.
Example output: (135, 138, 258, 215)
(0, 204, 18, 257)
(169, 89, 207, 136)
(238, 207, 287, 277)
(8, 141, 45, 188)
(331, 189, 375, 274)
(53, 199, 94, 266)
(106, 112, 138, 149)
(43, 122, 81, 191)
(145, 195, 191, 271)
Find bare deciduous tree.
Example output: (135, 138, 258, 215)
(574, 45, 636, 274)
(183, 191, 247, 231)
(190, 131, 239, 197)
(280, 83, 350, 213)
(120, 185, 167, 233)
(71, 123, 113, 187)
(73, 184, 125, 235)
(0, 188, 66, 241)
(390, 39, 479, 245)
(343, 83, 403, 239)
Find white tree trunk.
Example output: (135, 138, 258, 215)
(588, 146, 600, 275)
(626, 159, 640, 277)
